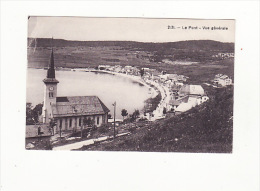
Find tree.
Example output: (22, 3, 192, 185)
(121, 109, 128, 120)
(26, 103, 43, 125)
(107, 113, 112, 119)
(131, 109, 140, 121)
(82, 117, 95, 138)
(133, 109, 140, 118)
(140, 68, 144, 77)
(32, 103, 43, 123)
(49, 118, 56, 135)
(26, 103, 34, 125)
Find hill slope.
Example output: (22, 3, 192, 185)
(28, 38, 234, 52)
(79, 86, 233, 153)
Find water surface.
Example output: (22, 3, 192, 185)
(26, 68, 151, 119)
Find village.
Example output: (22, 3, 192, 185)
(26, 61, 233, 150)
(73, 64, 233, 116)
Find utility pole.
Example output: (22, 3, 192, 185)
(112, 101, 116, 139)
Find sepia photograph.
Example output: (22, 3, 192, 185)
(1, 1, 259, 191)
(26, 17, 235, 152)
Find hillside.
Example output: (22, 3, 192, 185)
(28, 38, 234, 52)
(27, 38, 234, 84)
(78, 86, 233, 153)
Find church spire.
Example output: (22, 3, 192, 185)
(47, 48, 55, 78)
(43, 38, 59, 84)
(47, 37, 55, 78)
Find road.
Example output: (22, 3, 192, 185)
(52, 132, 129, 151)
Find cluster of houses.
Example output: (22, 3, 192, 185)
(98, 64, 140, 76)
(142, 72, 209, 116)
(213, 74, 233, 87)
(212, 52, 234, 59)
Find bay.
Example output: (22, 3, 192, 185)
(26, 68, 151, 119)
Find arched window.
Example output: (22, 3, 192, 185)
(69, 118, 72, 127)
(97, 116, 99, 125)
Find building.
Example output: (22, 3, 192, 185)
(178, 85, 205, 97)
(213, 74, 232, 86)
(172, 85, 209, 114)
(42, 49, 110, 133)
(213, 52, 234, 59)
(25, 124, 52, 150)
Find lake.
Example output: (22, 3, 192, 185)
(26, 68, 152, 119)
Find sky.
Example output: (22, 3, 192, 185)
(28, 16, 235, 43)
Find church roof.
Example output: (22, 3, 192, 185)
(179, 85, 205, 96)
(52, 96, 110, 117)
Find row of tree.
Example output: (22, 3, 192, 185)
(120, 109, 140, 122)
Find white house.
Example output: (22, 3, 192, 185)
(213, 74, 232, 86)
(174, 85, 209, 114)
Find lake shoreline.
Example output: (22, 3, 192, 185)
(27, 68, 156, 119)
(91, 70, 158, 98)
(91, 70, 168, 120)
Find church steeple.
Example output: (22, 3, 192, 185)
(42, 39, 59, 123)
(47, 48, 55, 78)
(43, 40, 59, 83)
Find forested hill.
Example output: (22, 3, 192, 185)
(28, 38, 234, 52)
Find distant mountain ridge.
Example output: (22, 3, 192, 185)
(28, 38, 234, 52)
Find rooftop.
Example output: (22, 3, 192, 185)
(52, 96, 110, 117)
(179, 85, 205, 96)
(26, 124, 51, 138)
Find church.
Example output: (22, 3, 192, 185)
(42, 48, 110, 133)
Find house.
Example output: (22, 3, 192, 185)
(169, 95, 189, 110)
(178, 85, 205, 97)
(149, 70, 161, 80)
(25, 124, 52, 150)
(98, 65, 110, 70)
(175, 102, 193, 114)
(214, 53, 234, 59)
(167, 74, 178, 82)
(158, 74, 168, 81)
(41, 48, 110, 134)
(173, 85, 209, 113)
(213, 74, 232, 86)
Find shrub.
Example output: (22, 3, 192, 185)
(97, 124, 109, 134)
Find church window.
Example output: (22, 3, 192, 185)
(79, 118, 81, 126)
(69, 118, 72, 127)
(49, 92, 54, 98)
(97, 116, 99, 125)
(60, 119, 62, 128)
